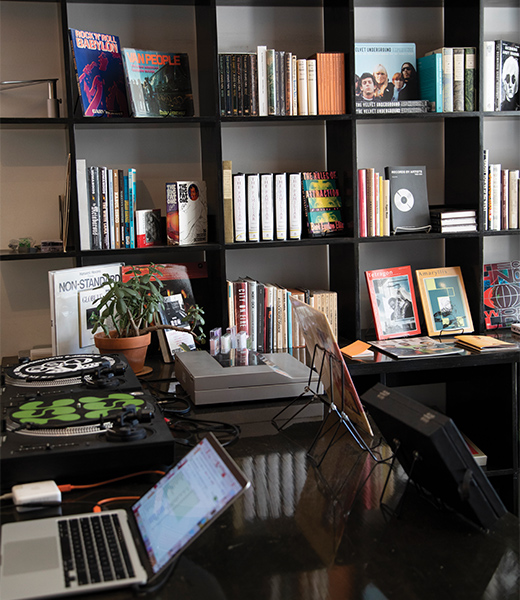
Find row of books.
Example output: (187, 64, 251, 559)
(76, 160, 137, 251)
(227, 278, 337, 353)
(418, 47, 476, 113)
(483, 150, 519, 231)
(227, 167, 345, 243)
(358, 166, 431, 237)
(483, 40, 520, 112)
(70, 28, 194, 118)
(219, 48, 346, 118)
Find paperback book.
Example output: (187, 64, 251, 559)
(365, 265, 421, 340)
(69, 28, 129, 117)
(416, 266, 474, 336)
(122, 48, 194, 117)
(166, 181, 208, 245)
(454, 334, 517, 352)
(301, 171, 345, 237)
(368, 336, 464, 359)
(385, 166, 431, 233)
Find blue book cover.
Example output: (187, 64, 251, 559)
(418, 54, 443, 112)
(69, 28, 129, 117)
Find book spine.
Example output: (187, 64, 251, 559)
(285, 52, 293, 116)
(99, 166, 109, 249)
(482, 148, 489, 231)
(76, 159, 91, 250)
(501, 169, 509, 230)
(266, 49, 277, 116)
(382, 177, 390, 237)
(306, 58, 317, 116)
(464, 47, 476, 112)
(275, 172, 288, 241)
(123, 174, 130, 247)
(442, 48, 454, 113)
(489, 163, 502, 231)
(297, 59, 308, 116)
(165, 182, 179, 246)
(260, 172, 274, 241)
(128, 167, 136, 248)
(112, 169, 121, 249)
(509, 170, 519, 229)
(288, 173, 302, 240)
(495, 41, 503, 110)
(222, 160, 234, 243)
(247, 173, 261, 242)
(233, 173, 247, 242)
(249, 53, 259, 117)
(452, 48, 465, 112)
(483, 41, 496, 111)
(257, 45, 268, 117)
(366, 167, 376, 237)
(292, 54, 298, 115)
(107, 168, 115, 248)
(358, 168, 367, 237)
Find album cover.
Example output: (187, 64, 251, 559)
(384, 165, 431, 233)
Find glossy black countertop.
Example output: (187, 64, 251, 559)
(1, 397, 518, 600)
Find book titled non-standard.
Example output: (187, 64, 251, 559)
(385, 165, 431, 233)
(166, 181, 208, 245)
(69, 28, 130, 117)
(122, 48, 194, 117)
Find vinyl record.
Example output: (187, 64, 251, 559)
(393, 188, 415, 212)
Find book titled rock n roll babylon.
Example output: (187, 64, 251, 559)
(69, 28, 130, 117)
(122, 48, 194, 117)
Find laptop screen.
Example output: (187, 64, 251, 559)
(132, 435, 247, 574)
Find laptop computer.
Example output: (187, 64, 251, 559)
(0, 433, 250, 600)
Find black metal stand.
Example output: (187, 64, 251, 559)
(272, 345, 381, 466)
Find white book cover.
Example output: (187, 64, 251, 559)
(49, 263, 122, 356)
(107, 168, 115, 249)
(275, 172, 287, 240)
(233, 173, 247, 242)
(306, 59, 317, 116)
(509, 170, 519, 229)
(76, 159, 90, 250)
(78, 287, 112, 348)
(160, 294, 196, 359)
(489, 163, 502, 231)
(289, 172, 302, 240)
(483, 41, 496, 111)
(173, 180, 208, 245)
(261, 172, 274, 241)
(257, 45, 268, 117)
(482, 148, 489, 230)
(247, 173, 261, 242)
(297, 59, 308, 115)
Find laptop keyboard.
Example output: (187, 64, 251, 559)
(58, 514, 135, 587)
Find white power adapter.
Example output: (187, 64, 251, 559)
(12, 480, 62, 512)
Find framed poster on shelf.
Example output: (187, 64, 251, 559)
(415, 266, 474, 336)
(365, 265, 421, 340)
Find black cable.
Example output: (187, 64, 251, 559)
(168, 415, 241, 448)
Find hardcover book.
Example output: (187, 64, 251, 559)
(415, 266, 474, 336)
(49, 263, 123, 355)
(355, 43, 419, 103)
(495, 40, 520, 111)
(365, 265, 421, 340)
(69, 28, 129, 117)
(301, 171, 345, 237)
(136, 208, 162, 247)
(483, 260, 520, 329)
(417, 53, 443, 112)
(122, 48, 194, 117)
(166, 181, 207, 245)
(384, 166, 431, 233)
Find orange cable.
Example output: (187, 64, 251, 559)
(92, 496, 140, 513)
(58, 470, 166, 493)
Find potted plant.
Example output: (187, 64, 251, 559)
(91, 263, 205, 373)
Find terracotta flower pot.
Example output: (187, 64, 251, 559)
(94, 331, 151, 374)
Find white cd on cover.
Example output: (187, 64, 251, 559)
(393, 188, 415, 212)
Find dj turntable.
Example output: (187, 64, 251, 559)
(0, 354, 176, 492)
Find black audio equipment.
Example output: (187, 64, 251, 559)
(0, 354, 175, 492)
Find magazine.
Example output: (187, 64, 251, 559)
(369, 336, 464, 359)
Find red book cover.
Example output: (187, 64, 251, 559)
(365, 265, 421, 340)
(233, 280, 250, 335)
